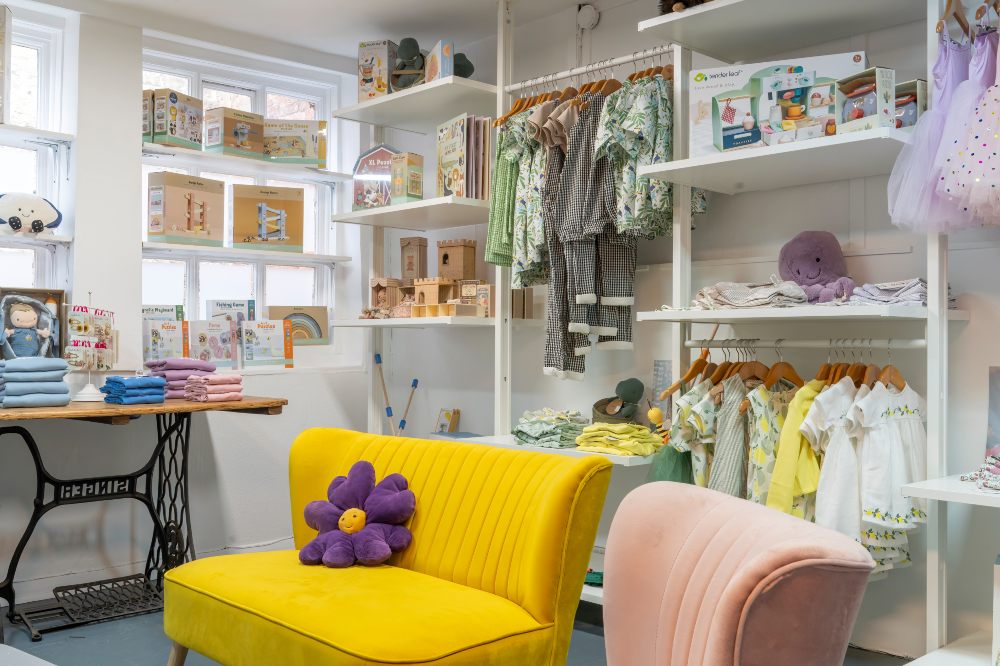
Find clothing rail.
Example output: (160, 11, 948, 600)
(684, 338, 928, 351)
(505, 45, 674, 93)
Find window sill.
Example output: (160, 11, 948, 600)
(142, 241, 350, 266)
(0, 234, 72, 248)
(239, 364, 364, 376)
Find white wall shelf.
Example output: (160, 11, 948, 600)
(0, 234, 73, 248)
(142, 142, 352, 186)
(907, 631, 989, 665)
(0, 124, 74, 149)
(461, 435, 656, 468)
(333, 317, 542, 329)
(331, 196, 489, 231)
(637, 0, 924, 63)
(638, 128, 909, 195)
(333, 76, 497, 134)
(637, 306, 970, 325)
(903, 475, 1000, 510)
(142, 242, 350, 266)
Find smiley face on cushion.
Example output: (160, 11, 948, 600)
(0, 193, 63, 235)
(778, 230, 855, 303)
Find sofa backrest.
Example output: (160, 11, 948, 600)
(289, 428, 611, 625)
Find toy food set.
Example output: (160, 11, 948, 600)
(142, 90, 154, 142)
(391, 152, 424, 203)
(0, 6, 11, 124)
(358, 40, 396, 100)
(188, 319, 239, 368)
(894, 79, 927, 129)
(353, 144, 399, 210)
(400, 236, 428, 282)
(142, 319, 188, 363)
(690, 52, 867, 157)
(64, 305, 116, 371)
(425, 40, 454, 84)
(437, 239, 476, 280)
(436, 114, 492, 199)
(148, 172, 225, 246)
(205, 107, 264, 158)
(240, 319, 294, 368)
(232, 184, 304, 252)
(152, 88, 203, 150)
(267, 305, 329, 346)
(836, 67, 896, 134)
(263, 120, 327, 167)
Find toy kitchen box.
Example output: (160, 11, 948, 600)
(894, 79, 927, 129)
(205, 107, 264, 158)
(836, 67, 896, 134)
(152, 88, 204, 150)
(690, 52, 867, 157)
(232, 184, 304, 252)
(264, 120, 327, 167)
(148, 172, 225, 247)
(358, 40, 396, 100)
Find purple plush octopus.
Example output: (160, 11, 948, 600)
(778, 230, 856, 304)
(299, 460, 415, 568)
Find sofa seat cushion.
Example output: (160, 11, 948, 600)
(164, 550, 554, 665)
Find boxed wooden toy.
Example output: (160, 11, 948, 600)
(400, 236, 428, 282)
(0, 6, 10, 124)
(438, 239, 476, 280)
(232, 184, 304, 252)
(353, 144, 399, 210)
(188, 319, 239, 369)
(241, 319, 294, 368)
(264, 120, 327, 167)
(391, 153, 423, 204)
(152, 88, 203, 150)
(894, 79, 927, 129)
(205, 107, 264, 158)
(267, 305, 329, 346)
(142, 90, 154, 142)
(143, 319, 189, 363)
(836, 67, 895, 134)
(148, 172, 225, 246)
(358, 40, 396, 100)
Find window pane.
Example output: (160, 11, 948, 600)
(203, 85, 253, 112)
(141, 164, 189, 240)
(143, 69, 190, 94)
(267, 179, 316, 254)
(201, 172, 255, 248)
(10, 44, 39, 128)
(265, 265, 315, 306)
(266, 92, 316, 120)
(0, 146, 38, 193)
(198, 261, 255, 318)
(142, 258, 187, 306)
(0, 248, 35, 287)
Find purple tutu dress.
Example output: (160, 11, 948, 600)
(888, 32, 971, 231)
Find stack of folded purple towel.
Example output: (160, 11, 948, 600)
(144, 358, 218, 400)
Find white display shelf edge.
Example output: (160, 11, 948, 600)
(907, 631, 990, 665)
(332, 317, 543, 329)
(142, 242, 350, 265)
(0, 234, 73, 248)
(142, 143, 352, 185)
(330, 196, 489, 231)
(333, 76, 498, 134)
(0, 123, 74, 148)
(461, 434, 656, 467)
(580, 585, 604, 605)
(903, 475, 1000, 510)
(638, 128, 910, 195)
(636, 306, 971, 324)
(637, 0, 924, 63)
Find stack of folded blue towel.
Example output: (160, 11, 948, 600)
(100, 375, 167, 405)
(0, 357, 71, 408)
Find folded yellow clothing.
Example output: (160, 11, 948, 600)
(575, 423, 662, 456)
(577, 440, 659, 456)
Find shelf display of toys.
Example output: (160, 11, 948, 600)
(240, 319, 293, 368)
(263, 120, 327, 167)
(142, 89, 154, 142)
(152, 88, 203, 150)
(359, 39, 396, 99)
(147, 172, 225, 247)
(188, 319, 239, 368)
(894, 79, 927, 129)
(391, 38, 425, 92)
(0, 192, 64, 238)
(391, 153, 423, 204)
(232, 184, 304, 252)
(691, 52, 866, 157)
(353, 144, 399, 210)
(205, 107, 264, 159)
(413, 278, 456, 306)
(400, 236, 428, 283)
(836, 67, 896, 133)
(267, 305, 329, 346)
(437, 239, 476, 280)
(361, 36, 476, 99)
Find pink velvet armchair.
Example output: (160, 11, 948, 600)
(604, 483, 874, 666)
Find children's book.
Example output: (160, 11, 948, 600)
(188, 319, 239, 368)
(437, 113, 468, 198)
(143, 320, 188, 363)
(64, 305, 117, 371)
(240, 320, 293, 368)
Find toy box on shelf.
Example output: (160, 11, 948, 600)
(0, 5, 11, 124)
(142, 90, 154, 142)
(143, 319, 189, 363)
(425, 40, 454, 84)
(836, 67, 896, 134)
(371, 278, 402, 310)
(148, 172, 225, 247)
(188, 319, 239, 369)
(205, 107, 264, 159)
(413, 278, 455, 306)
(240, 319, 293, 368)
(264, 120, 327, 167)
(267, 305, 329, 346)
(459, 279, 482, 304)
(232, 184, 304, 252)
(438, 239, 476, 280)
(400, 236, 428, 283)
(152, 89, 203, 150)
(358, 40, 396, 100)
(353, 144, 399, 211)
(391, 153, 424, 204)
(691, 52, 866, 157)
(895, 79, 927, 129)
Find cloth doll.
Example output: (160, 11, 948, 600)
(3, 302, 50, 358)
(778, 231, 855, 304)
(299, 460, 415, 568)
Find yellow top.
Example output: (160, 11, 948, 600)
(766, 379, 825, 516)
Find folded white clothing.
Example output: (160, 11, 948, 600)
(688, 276, 807, 310)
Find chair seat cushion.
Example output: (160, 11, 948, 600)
(164, 550, 554, 666)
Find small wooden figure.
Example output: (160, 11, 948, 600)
(437, 239, 476, 280)
(400, 237, 428, 283)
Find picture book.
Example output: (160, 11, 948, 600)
(240, 319, 294, 368)
(188, 319, 239, 368)
(143, 320, 188, 363)
(266, 305, 329, 346)
(437, 113, 468, 197)
(64, 305, 117, 371)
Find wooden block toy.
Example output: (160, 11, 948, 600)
(437, 239, 477, 280)
(413, 277, 455, 306)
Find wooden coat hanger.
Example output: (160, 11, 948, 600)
(938, 0, 974, 39)
(658, 324, 720, 399)
(701, 362, 718, 383)
(814, 363, 832, 382)
(977, 0, 1000, 21)
(764, 362, 804, 390)
(709, 361, 733, 385)
(877, 340, 907, 391)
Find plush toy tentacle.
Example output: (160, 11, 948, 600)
(321, 531, 357, 568)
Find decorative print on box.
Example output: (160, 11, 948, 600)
(836, 66, 896, 134)
(142, 89, 154, 142)
(358, 40, 397, 100)
(0, 288, 64, 360)
(353, 144, 400, 210)
(64, 305, 116, 371)
(267, 305, 329, 346)
(232, 184, 304, 252)
(148, 172, 225, 247)
(188, 319, 239, 368)
(152, 88, 203, 150)
(143, 320, 188, 363)
(241, 319, 294, 368)
(205, 107, 264, 159)
(425, 40, 454, 84)
(264, 120, 327, 167)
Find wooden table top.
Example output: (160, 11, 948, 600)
(0, 396, 287, 426)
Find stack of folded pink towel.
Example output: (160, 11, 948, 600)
(145, 358, 218, 400)
(184, 373, 244, 402)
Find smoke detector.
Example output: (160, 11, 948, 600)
(577, 4, 600, 30)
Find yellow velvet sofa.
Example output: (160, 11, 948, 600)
(163, 428, 612, 665)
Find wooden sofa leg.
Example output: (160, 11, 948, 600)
(167, 642, 189, 666)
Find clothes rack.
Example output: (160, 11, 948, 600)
(685, 338, 927, 351)
(504, 45, 674, 93)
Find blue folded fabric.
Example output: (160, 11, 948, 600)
(103, 376, 167, 389)
(5, 381, 69, 396)
(2, 393, 71, 408)
(100, 386, 164, 398)
(103, 394, 165, 405)
(3, 357, 69, 373)
(3, 370, 70, 382)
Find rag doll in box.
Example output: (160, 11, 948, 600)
(778, 231, 855, 303)
(0, 296, 59, 359)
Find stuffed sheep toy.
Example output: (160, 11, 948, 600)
(0, 193, 63, 236)
(778, 230, 856, 303)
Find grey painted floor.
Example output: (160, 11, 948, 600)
(3, 610, 909, 666)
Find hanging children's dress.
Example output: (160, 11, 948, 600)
(707, 374, 748, 497)
(888, 32, 972, 230)
(745, 384, 794, 506)
(767, 379, 825, 521)
(935, 28, 1000, 227)
(669, 379, 713, 487)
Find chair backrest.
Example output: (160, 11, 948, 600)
(289, 428, 612, 630)
(604, 482, 874, 666)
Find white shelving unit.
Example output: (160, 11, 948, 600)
(331, 196, 489, 231)
(904, 476, 1000, 510)
(0, 234, 73, 248)
(637, 305, 969, 325)
(142, 242, 350, 266)
(907, 632, 990, 665)
(0, 124, 74, 149)
(333, 316, 496, 329)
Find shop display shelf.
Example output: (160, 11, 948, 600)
(330, 196, 489, 231)
(142, 242, 350, 266)
(580, 585, 604, 605)
(903, 475, 1000, 510)
(141, 142, 352, 185)
(333, 76, 497, 134)
(332, 317, 496, 329)
(0, 123, 74, 149)
(637, 0, 924, 63)
(907, 631, 990, 665)
(636, 306, 970, 325)
(462, 434, 656, 467)
(638, 128, 909, 196)
(0, 234, 73, 248)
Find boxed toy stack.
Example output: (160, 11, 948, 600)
(240, 319, 294, 368)
(0, 6, 10, 125)
(148, 172, 225, 246)
(353, 144, 399, 210)
(894, 79, 927, 129)
(358, 40, 396, 100)
(424, 40, 454, 84)
(143, 319, 188, 363)
(232, 184, 304, 252)
(436, 114, 491, 199)
(205, 107, 264, 158)
(263, 120, 327, 167)
(152, 89, 203, 150)
(836, 67, 896, 134)
(188, 319, 239, 368)
(141, 304, 184, 362)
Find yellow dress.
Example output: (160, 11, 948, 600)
(766, 379, 825, 519)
